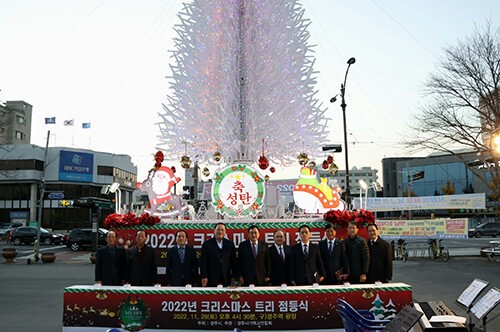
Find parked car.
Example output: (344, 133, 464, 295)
(66, 228, 108, 251)
(469, 222, 500, 238)
(0, 222, 23, 236)
(9, 226, 64, 245)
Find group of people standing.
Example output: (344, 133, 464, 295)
(95, 221, 392, 287)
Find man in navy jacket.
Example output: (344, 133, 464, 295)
(319, 224, 349, 284)
(238, 225, 270, 286)
(95, 231, 127, 285)
(289, 225, 325, 286)
(200, 223, 238, 287)
(166, 230, 199, 286)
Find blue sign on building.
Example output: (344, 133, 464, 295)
(59, 151, 94, 182)
(10, 211, 28, 219)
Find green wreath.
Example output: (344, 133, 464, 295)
(211, 164, 265, 217)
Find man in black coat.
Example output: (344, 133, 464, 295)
(200, 222, 238, 287)
(126, 230, 158, 286)
(268, 229, 291, 286)
(166, 230, 199, 286)
(342, 221, 370, 284)
(319, 224, 350, 285)
(95, 231, 127, 285)
(238, 225, 270, 286)
(366, 223, 393, 283)
(289, 225, 325, 286)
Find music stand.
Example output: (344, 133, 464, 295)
(457, 279, 489, 309)
(470, 287, 500, 332)
(457, 278, 489, 332)
(383, 305, 423, 332)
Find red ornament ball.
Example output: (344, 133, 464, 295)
(327, 156, 334, 164)
(258, 155, 269, 170)
(171, 166, 176, 173)
(322, 160, 329, 169)
(270, 166, 276, 173)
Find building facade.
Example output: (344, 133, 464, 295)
(0, 101, 32, 145)
(0, 144, 137, 229)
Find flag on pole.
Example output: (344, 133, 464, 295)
(82, 123, 91, 129)
(64, 119, 74, 126)
(45, 117, 56, 124)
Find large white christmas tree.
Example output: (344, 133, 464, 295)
(158, 0, 329, 164)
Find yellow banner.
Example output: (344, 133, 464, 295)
(376, 218, 468, 239)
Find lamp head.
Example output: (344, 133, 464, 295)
(330, 96, 337, 103)
(109, 182, 120, 193)
(359, 179, 368, 190)
(347, 57, 356, 65)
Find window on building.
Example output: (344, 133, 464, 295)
(14, 131, 24, 140)
(16, 115, 25, 125)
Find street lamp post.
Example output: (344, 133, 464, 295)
(331, 57, 356, 208)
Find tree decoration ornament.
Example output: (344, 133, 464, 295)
(329, 162, 339, 175)
(269, 166, 276, 173)
(327, 155, 334, 164)
(258, 138, 269, 170)
(154, 151, 164, 170)
(180, 155, 191, 169)
(308, 161, 316, 168)
(322, 160, 329, 170)
(264, 175, 270, 181)
(298, 152, 309, 166)
(258, 155, 269, 170)
(202, 167, 210, 177)
(157, 0, 329, 163)
(213, 151, 222, 162)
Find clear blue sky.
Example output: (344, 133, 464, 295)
(0, 0, 499, 182)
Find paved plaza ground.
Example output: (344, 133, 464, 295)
(0, 239, 499, 331)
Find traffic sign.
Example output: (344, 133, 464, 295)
(48, 192, 65, 199)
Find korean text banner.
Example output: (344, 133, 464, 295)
(63, 284, 412, 330)
(354, 193, 485, 211)
(59, 150, 94, 182)
(376, 218, 468, 240)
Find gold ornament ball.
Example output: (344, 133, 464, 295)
(213, 151, 221, 162)
(298, 152, 309, 165)
(264, 175, 270, 181)
(308, 161, 316, 168)
(180, 155, 191, 169)
(202, 167, 210, 177)
(328, 162, 339, 175)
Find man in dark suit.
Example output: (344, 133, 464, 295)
(319, 224, 349, 285)
(289, 225, 325, 286)
(126, 230, 158, 286)
(200, 222, 238, 287)
(268, 229, 290, 286)
(366, 223, 393, 283)
(342, 221, 370, 284)
(95, 231, 127, 285)
(166, 230, 199, 286)
(238, 225, 270, 286)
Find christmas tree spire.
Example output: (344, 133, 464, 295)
(158, 0, 329, 163)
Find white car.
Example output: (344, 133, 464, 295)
(0, 222, 23, 236)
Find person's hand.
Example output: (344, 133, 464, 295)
(96, 281, 102, 285)
(239, 276, 245, 285)
(360, 274, 366, 283)
(290, 281, 296, 286)
(340, 274, 349, 281)
(201, 278, 208, 287)
(264, 277, 270, 282)
(319, 276, 324, 283)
